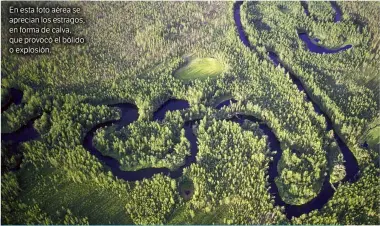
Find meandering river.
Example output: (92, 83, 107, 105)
(299, 1, 352, 53)
(1, 92, 40, 171)
(2, 0, 360, 220)
(233, 0, 359, 218)
(298, 33, 352, 54)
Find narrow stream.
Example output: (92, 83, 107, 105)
(330, 1, 342, 23)
(215, 99, 237, 110)
(1, 90, 40, 171)
(300, 1, 310, 16)
(233, 0, 359, 218)
(299, 1, 352, 53)
(82, 101, 200, 181)
(298, 33, 352, 54)
(1, 0, 360, 221)
(1, 88, 23, 112)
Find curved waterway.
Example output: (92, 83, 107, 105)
(1, 89, 40, 171)
(300, 1, 310, 16)
(82, 100, 200, 181)
(1, 88, 23, 112)
(215, 99, 237, 110)
(1, 116, 41, 170)
(330, 1, 342, 23)
(2, 0, 359, 220)
(299, 1, 352, 53)
(2, 87, 357, 219)
(234, 0, 359, 218)
(298, 33, 352, 54)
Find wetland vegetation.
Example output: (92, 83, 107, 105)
(1, 1, 379, 225)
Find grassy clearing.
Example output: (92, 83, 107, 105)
(361, 117, 380, 150)
(364, 126, 380, 148)
(174, 58, 225, 80)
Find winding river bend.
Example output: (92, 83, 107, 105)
(83, 100, 200, 181)
(1, 91, 40, 171)
(2, 0, 360, 221)
(299, 1, 352, 53)
(298, 33, 352, 54)
(234, 0, 359, 218)
(2, 90, 359, 219)
(330, 1, 342, 23)
(1, 88, 23, 112)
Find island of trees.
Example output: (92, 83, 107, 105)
(1, 1, 379, 225)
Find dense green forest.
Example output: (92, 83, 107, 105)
(93, 111, 190, 171)
(1, 1, 379, 225)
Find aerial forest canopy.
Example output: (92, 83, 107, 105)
(1, 1, 379, 225)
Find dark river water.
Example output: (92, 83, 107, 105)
(233, 0, 359, 218)
(298, 33, 352, 54)
(3, 89, 359, 219)
(1, 88, 23, 112)
(1, 91, 40, 171)
(300, 1, 310, 16)
(215, 99, 237, 110)
(2, 0, 359, 221)
(330, 1, 342, 23)
(299, 1, 352, 54)
(82, 100, 199, 181)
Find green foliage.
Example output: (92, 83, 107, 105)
(327, 138, 346, 184)
(293, 165, 380, 225)
(34, 112, 52, 135)
(1, 172, 53, 225)
(276, 148, 324, 205)
(365, 126, 380, 147)
(179, 178, 194, 201)
(1, 89, 46, 133)
(241, 0, 379, 205)
(1, 173, 21, 224)
(183, 118, 286, 224)
(1, 143, 21, 172)
(308, 1, 335, 22)
(125, 174, 177, 224)
(17, 164, 132, 224)
(94, 111, 190, 171)
(242, 1, 379, 169)
(361, 116, 380, 149)
(62, 208, 89, 225)
(1, 1, 378, 225)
